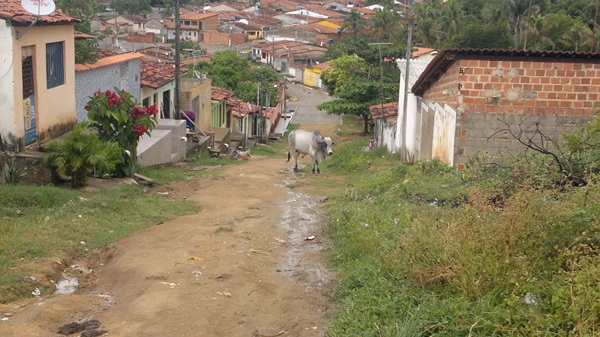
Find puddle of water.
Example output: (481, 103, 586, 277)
(279, 181, 329, 289)
(55, 278, 79, 294)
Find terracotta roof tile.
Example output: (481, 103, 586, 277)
(412, 47, 436, 58)
(140, 57, 187, 89)
(181, 11, 218, 20)
(369, 102, 398, 119)
(211, 86, 234, 101)
(313, 61, 329, 70)
(75, 52, 143, 72)
(228, 97, 260, 117)
(0, 0, 80, 25)
(74, 30, 94, 39)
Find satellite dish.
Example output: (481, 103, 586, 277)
(21, 0, 56, 16)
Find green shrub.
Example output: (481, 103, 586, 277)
(1, 152, 26, 185)
(43, 123, 122, 188)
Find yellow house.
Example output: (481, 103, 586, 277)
(0, 0, 79, 151)
(303, 62, 329, 89)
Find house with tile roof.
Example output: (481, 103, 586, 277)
(139, 57, 180, 119)
(165, 10, 218, 43)
(0, 0, 80, 152)
(303, 61, 329, 89)
(370, 102, 398, 151)
(398, 48, 599, 169)
(75, 51, 144, 122)
(371, 48, 435, 153)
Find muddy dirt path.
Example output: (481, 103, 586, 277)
(0, 119, 340, 336)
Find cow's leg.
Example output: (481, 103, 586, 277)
(292, 151, 299, 172)
(312, 160, 320, 174)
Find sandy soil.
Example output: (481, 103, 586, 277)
(0, 122, 340, 337)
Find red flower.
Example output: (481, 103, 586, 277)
(132, 106, 144, 118)
(85, 104, 91, 111)
(133, 124, 147, 136)
(146, 104, 158, 116)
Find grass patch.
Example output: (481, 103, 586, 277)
(320, 133, 600, 335)
(215, 226, 234, 233)
(0, 174, 198, 303)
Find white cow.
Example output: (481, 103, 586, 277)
(287, 129, 334, 174)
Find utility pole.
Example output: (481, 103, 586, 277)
(174, 0, 181, 119)
(401, 20, 414, 163)
(368, 42, 393, 118)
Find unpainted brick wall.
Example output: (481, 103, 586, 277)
(127, 32, 156, 44)
(421, 57, 599, 168)
(202, 31, 248, 45)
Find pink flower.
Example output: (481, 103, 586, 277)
(85, 104, 91, 111)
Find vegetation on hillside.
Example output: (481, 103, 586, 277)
(316, 114, 600, 336)
(185, 50, 282, 107)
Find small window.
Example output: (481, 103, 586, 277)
(46, 41, 64, 89)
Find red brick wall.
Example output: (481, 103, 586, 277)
(203, 31, 248, 46)
(429, 58, 600, 116)
(422, 62, 462, 108)
(127, 32, 156, 43)
(420, 57, 599, 168)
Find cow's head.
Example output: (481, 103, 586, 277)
(323, 137, 334, 156)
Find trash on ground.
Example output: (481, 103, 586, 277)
(55, 277, 79, 294)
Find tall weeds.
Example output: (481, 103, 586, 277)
(323, 134, 600, 335)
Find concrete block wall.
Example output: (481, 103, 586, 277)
(454, 112, 591, 169)
(155, 119, 187, 162)
(137, 129, 172, 166)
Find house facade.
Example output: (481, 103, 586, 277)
(405, 49, 599, 169)
(139, 57, 180, 119)
(0, 1, 79, 151)
(75, 51, 143, 122)
(165, 11, 218, 43)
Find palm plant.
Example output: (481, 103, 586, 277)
(342, 9, 365, 35)
(44, 123, 123, 188)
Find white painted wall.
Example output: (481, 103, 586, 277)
(395, 71, 418, 162)
(0, 21, 15, 143)
(431, 103, 457, 165)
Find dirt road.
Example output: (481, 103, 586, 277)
(0, 87, 340, 337)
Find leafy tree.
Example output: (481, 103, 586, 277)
(449, 23, 513, 49)
(112, 0, 152, 16)
(56, 0, 111, 64)
(436, 0, 465, 41)
(371, 6, 402, 41)
(342, 9, 366, 35)
(481, 0, 537, 49)
(318, 55, 396, 133)
(323, 36, 370, 60)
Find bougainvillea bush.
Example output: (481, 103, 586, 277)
(86, 88, 158, 177)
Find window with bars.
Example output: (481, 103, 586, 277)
(46, 42, 64, 89)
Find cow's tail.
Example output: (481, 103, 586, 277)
(287, 151, 290, 162)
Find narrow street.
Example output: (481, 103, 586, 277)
(0, 84, 340, 337)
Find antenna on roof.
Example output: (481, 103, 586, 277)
(17, 0, 57, 39)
